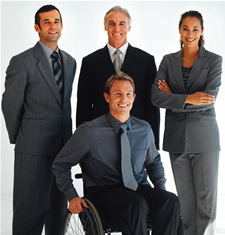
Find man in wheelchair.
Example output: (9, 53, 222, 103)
(53, 72, 183, 235)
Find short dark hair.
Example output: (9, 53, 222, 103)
(105, 71, 135, 94)
(179, 10, 204, 48)
(35, 5, 62, 28)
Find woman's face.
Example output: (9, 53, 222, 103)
(179, 16, 204, 49)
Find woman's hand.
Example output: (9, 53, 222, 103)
(185, 92, 215, 105)
(158, 80, 172, 93)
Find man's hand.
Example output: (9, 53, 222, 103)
(158, 80, 172, 93)
(69, 197, 89, 214)
(185, 92, 215, 105)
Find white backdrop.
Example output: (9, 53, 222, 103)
(1, 0, 225, 206)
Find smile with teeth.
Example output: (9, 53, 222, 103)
(113, 33, 121, 36)
(118, 104, 128, 107)
(186, 38, 195, 42)
(49, 32, 58, 34)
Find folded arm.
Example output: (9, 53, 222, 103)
(152, 55, 222, 113)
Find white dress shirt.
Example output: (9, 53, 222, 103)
(107, 42, 129, 64)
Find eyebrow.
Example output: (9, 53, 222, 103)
(113, 89, 133, 92)
(108, 20, 127, 24)
(183, 25, 200, 28)
(43, 18, 60, 22)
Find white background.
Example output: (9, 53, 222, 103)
(1, 1, 225, 234)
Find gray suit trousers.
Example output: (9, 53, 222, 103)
(169, 151, 219, 235)
(13, 152, 67, 235)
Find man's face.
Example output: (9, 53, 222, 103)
(34, 10, 63, 47)
(104, 80, 135, 122)
(104, 11, 131, 49)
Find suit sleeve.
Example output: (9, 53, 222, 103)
(146, 56, 160, 149)
(151, 56, 187, 110)
(76, 58, 93, 127)
(178, 55, 222, 112)
(152, 55, 223, 113)
(2, 56, 27, 144)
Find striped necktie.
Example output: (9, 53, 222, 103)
(120, 124, 138, 191)
(51, 51, 63, 100)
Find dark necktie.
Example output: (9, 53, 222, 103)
(120, 124, 138, 191)
(51, 51, 63, 99)
(113, 49, 122, 73)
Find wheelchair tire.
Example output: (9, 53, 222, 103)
(62, 197, 104, 235)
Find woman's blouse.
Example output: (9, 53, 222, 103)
(182, 65, 192, 91)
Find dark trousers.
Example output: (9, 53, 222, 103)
(13, 152, 67, 235)
(93, 184, 182, 235)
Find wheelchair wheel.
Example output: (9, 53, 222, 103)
(62, 198, 104, 235)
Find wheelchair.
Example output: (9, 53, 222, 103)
(61, 173, 153, 235)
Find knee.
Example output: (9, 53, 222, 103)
(168, 192, 181, 213)
(131, 194, 149, 216)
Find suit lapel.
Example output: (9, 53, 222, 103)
(60, 50, 69, 104)
(171, 50, 186, 93)
(34, 42, 62, 106)
(186, 46, 208, 92)
(121, 44, 137, 72)
(99, 45, 115, 74)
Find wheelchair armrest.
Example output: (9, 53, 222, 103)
(75, 173, 83, 179)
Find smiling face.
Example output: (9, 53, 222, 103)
(104, 11, 131, 49)
(104, 80, 135, 123)
(34, 9, 63, 50)
(179, 16, 203, 49)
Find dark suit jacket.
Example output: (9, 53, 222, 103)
(2, 42, 76, 156)
(76, 44, 160, 149)
(151, 46, 222, 153)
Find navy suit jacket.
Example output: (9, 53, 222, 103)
(76, 44, 160, 149)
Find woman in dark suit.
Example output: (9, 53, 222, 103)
(151, 11, 222, 235)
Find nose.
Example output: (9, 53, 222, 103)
(187, 30, 193, 37)
(114, 23, 120, 32)
(120, 94, 126, 101)
(49, 22, 57, 29)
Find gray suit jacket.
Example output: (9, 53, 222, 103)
(151, 46, 222, 153)
(2, 42, 76, 156)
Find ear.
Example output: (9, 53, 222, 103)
(201, 28, 204, 35)
(133, 93, 136, 102)
(128, 25, 131, 32)
(104, 92, 110, 103)
(34, 24, 40, 33)
(104, 22, 107, 31)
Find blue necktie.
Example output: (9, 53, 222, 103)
(120, 124, 138, 191)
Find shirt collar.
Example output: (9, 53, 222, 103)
(39, 40, 60, 59)
(107, 42, 129, 57)
(106, 112, 132, 134)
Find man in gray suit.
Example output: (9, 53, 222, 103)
(1, 5, 76, 235)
